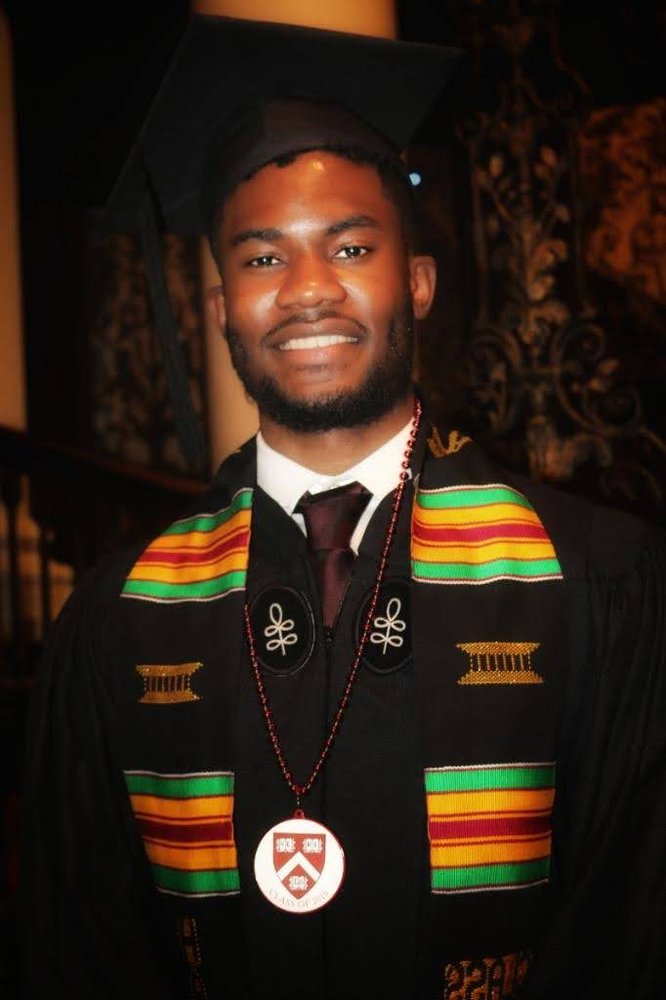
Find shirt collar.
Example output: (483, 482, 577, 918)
(256, 418, 413, 516)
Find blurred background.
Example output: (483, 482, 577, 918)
(0, 0, 663, 991)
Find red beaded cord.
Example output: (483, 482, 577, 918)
(243, 397, 422, 810)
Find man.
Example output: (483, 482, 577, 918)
(18, 14, 665, 1000)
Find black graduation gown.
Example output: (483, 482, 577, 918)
(17, 428, 666, 999)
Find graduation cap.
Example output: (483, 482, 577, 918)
(102, 14, 463, 471)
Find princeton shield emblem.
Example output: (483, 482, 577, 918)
(254, 816, 345, 913)
(273, 831, 327, 900)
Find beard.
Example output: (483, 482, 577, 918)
(225, 303, 415, 433)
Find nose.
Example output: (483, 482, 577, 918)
(275, 251, 346, 310)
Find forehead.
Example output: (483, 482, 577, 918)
(220, 151, 401, 238)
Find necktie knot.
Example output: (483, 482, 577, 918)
(296, 481, 371, 552)
(295, 481, 371, 628)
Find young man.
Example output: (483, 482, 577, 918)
(19, 15, 665, 1000)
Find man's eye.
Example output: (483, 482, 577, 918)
(334, 245, 369, 259)
(247, 254, 280, 267)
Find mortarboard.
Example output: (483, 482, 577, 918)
(101, 14, 463, 470)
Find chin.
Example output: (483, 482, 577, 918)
(249, 369, 413, 433)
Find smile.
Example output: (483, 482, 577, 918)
(277, 335, 359, 351)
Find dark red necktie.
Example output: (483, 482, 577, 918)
(296, 481, 371, 629)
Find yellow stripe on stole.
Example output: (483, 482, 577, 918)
(129, 794, 234, 820)
(414, 504, 542, 527)
(144, 513, 251, 552)
(145, 835, 232, 850)
(411, 540, 556, 564)
(426, 789, 555, 816)
(430, 837, 551, 868)
(143, 843, 238, 871)
(430, 831, 548, 847)
(127, 551, 249, 583)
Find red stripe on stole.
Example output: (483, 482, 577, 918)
(428, 814, 550, 841)
(413, 522, 548, 544)
(137, 817, 234, 844)
(136, 528, 250, 567)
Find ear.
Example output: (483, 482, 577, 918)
(206, 282, 227, 334)
(408, 255, 437, 320)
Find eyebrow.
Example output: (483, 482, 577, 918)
(228, 214, 381, 249)
(325, 214, 381, 236)
(229, 227, 282, 249)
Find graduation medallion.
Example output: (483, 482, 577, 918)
(254, 813, 345, 913)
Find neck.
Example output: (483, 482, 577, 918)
(259, 392, 415, 475)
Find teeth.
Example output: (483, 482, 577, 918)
(278, 335, 357, 351)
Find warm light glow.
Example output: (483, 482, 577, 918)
(201, 241, 260, 466)
(194, 0, 396, 38)
(0, 10, 27, 431)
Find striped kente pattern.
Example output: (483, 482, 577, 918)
(124, 770, 240, 898)
(412, 483, 562, 584)
(425, 762, 555, 894)
(121, 488, 252, 603)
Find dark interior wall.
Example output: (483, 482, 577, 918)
(3, 0, 190, 451)
(401, 1, 663, 106)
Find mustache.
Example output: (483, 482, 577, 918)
(263, 310, 367, 343)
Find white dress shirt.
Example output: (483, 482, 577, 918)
(256, 419, 413, 553)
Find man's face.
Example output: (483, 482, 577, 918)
(213, 151, 435, 432)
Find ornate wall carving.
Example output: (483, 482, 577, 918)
(412, 0, 664, 523)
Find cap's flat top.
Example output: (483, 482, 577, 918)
(103, 14, 462, 233)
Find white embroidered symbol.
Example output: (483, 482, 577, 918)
(264, 602, 298, 655)
(370, 597, 406, 655)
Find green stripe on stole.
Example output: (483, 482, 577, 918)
(125, 771, 234, 798)
(425, 763, 555, 793)
(416, 486, 533, 510)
